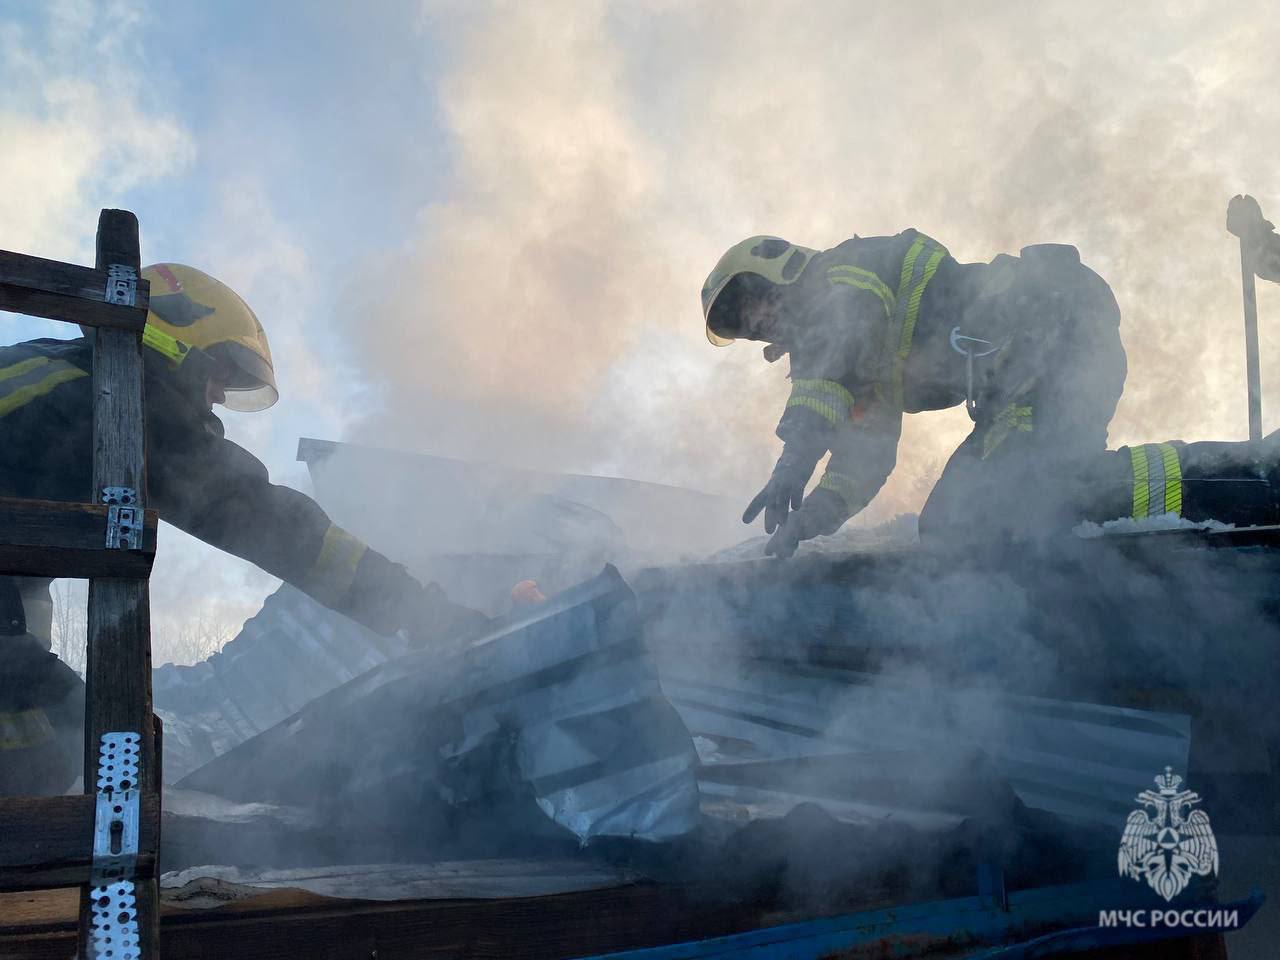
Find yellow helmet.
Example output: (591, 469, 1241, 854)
(700, 236, 816, 346)
(140, 263, 279, 412)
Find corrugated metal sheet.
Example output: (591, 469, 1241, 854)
(177, 567, 703, 846)
(661, 657, 1190, 827)
(154, 584, 408, 781)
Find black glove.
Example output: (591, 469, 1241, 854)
(404, 582, 493, 651)
(743, 442, 826, 534)
(765, 487, 849, 559)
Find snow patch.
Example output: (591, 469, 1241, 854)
(1073, 514, 1235, 539)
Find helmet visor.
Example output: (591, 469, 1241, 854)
(209, 341, 279, 412)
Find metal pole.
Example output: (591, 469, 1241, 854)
(1240, 238, 1263, 441)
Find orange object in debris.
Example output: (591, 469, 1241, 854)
(511, 580, 547, 605)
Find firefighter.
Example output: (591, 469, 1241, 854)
(0, 263, 489, 795)
(702, 232, 1280, 557)
(702, 232, 1128, 556)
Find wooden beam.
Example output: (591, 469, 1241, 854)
(0, 249, 149, 332)
(0, 795, 159, 893)
(0, 497, 156, 579)
(81, 208, 161, 957)
(3, 882, 763, 960)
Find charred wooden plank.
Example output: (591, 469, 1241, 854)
(0, 794, 159, 892)
(1, 882, 761, 960)
(0, 497, 156, 579)
(0, 249, 149, 331)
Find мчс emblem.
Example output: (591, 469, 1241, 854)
(1118, 767, 1219, 902)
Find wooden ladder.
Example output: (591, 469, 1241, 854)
(0, 209, 162, 957)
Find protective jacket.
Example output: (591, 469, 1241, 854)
(0, 336, 477, 793)
(763, 230, 1126, 543)
(0, 337, 435, 638)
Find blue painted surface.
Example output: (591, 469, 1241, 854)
(970, 890, 1263, 959)
(572, 879, 1261, 960)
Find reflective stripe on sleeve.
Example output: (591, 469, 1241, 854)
(817, 470, 862, 513)
(0, 357, 89, 418)
(1162, 443, 1184, 515)
(786, 378, 856, 427)
(1129, 443, 1183, 519)
(1130, 445, 1150, 517)
(301, 524, 369, 607)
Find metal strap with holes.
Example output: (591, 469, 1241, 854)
(105, 264, 138, 307)
(102, 486, 142, 550)
(89, 731, 142, 959)
(89, 880, 141, 960)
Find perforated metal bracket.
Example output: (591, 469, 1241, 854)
(105, 264, 138, 307)
(89, 731, 142, 959)
(102, 487, 142, 550)
(89, 879, 141, 959)
(92, 731, 140, 884)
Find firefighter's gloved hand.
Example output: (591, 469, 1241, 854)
(743, 442, 826, 534)
(404, 582, 493, 651)
(765, 487, 848, 559)
(1228, 194, 1274, 240)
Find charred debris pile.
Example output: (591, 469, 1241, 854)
(151, 444, 1280, 918)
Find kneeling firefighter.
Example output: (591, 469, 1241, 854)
(701, 229, 1280, 557)
(0, 264, 489, 796)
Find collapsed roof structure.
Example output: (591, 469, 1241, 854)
(7, 438, 1276, 958)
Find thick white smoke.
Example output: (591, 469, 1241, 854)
(340, 0, 1280, 527)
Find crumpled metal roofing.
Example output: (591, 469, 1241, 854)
(177, 566, 703, 846)
(153, 584, 410, 782)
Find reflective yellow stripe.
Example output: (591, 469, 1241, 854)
(817, 470, 861, 512)
(898, 236, 926, 295)
(302, 524, 368, 607)
(981, 403, 1033, 459)
(892, 247, 947, 409)
(1160, 443, 1183, 516)
(142, 324, 191, 363)
(0, 364, 89, 418)
(875, 234, 948, 411)
(785, 395, 845, 426)
(827, 265, 895, 317)
(792, 378, 855, 409)
(0, 708, 55, 751)
(1129, 443, 1183, 518)
(787, 379, 856, 427)
(1130, 445, 1150, 519)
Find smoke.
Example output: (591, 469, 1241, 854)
(336, 0, 1280, 529)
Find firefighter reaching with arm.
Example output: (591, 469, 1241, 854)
(703, 222, 1280, 559)
(0, 263, 489, 795)
(702, 231, 1129, 557)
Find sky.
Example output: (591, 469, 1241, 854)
(3, 0, 1280, 659)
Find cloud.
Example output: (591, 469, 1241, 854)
(0, 0, 193, 263)
(336, 0, 1280, 527)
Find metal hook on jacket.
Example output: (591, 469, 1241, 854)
(949, 327, 1004, 421)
